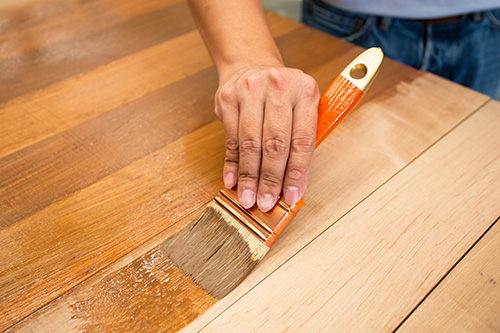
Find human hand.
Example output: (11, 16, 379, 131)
(215, 65, 320, 212)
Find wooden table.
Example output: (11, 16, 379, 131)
(1, 0, 499, 331)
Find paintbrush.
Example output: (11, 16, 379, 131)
(162, 47, 384, 298)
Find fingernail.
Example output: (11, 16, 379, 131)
(258, 194, 275, 212)
(224, 172, 236, 188)
(284, 186, 300, 205)
(239, 190, 255, 209)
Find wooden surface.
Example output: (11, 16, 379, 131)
(1, 0, 499, 332)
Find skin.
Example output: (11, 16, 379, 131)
(187, 0, 320, 212)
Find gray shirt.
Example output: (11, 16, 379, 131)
(323, 0, 500, 19)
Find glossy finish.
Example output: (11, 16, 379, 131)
(1, 1, 499, 332)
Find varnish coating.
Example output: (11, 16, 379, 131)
(70, 248, 217, 332)
(1, 0, 498, 332)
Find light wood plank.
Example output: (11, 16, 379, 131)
(195, 100, 500, 332)
(6, 73, 488, 332)
(400, 217, 500, 329)
(184, 72, 489, 331)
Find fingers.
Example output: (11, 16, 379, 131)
(257, 71, 293, 212)
(236, 73, 265, 209)
(216, 66, 320, 212)
(282, 75, 319, 205)
(217, 85, 239, 189)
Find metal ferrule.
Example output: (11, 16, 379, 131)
(214, 187, 304, 247)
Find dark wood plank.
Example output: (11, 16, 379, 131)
(0, 29, 213, 159)
(0, 0, 195, 102)
(0, 25, 357, 228)
(0, 66, 218, 229)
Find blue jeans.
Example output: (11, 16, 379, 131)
(302, 0, 500, 99)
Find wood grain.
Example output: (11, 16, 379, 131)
(0, 0, 183, 60)
(400, 217, 500, 332)
(184, 72, 490, 331)
(1, 1, 497, 331)
(7, 72, 489, 331)
(0, 120, 225, 330)
(0, 0, 195, 102)
(0, 11, 302, 160)
(0, 29, 212, 159)
(0, 22, 346, 229)
(8, 208, 217, 332)
(194, 97, 500, 332)
(399, 112, 500, 333)
(0, 66, 218, 228)
(0, 10, 353, 329)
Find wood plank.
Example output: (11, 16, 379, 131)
(195, 100, 500, 332)
(0, 25, 356, 228)
(400, 221, 500, 329)
(0, 41, 372, 330)
(0, 0, 180, 47)
(0, 1, 195, 102)
(0, 3, 291, 61)
(6, 73, 488, 331)
(0, 29, 212, 159)
(0, 66, 218, 229)
(184, 73, 490, 331)
(0, 120, 224, 330)
(0, 11, 300, 161)
(8, 208, 218, 332)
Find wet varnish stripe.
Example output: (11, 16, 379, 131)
(70, 247, 217, 332)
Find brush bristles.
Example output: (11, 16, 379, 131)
(161, 201, 270, 298)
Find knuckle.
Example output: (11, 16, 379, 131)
(218, 85, 236, 105)
(286, 167, 307, 183)
(263, 137, 289, 157)
(225, 138, 239, 158)
(291, 133, 315, 153)
(268, 68, 289, 91)
(243, 73, 261, 92)
(302, 75, 320, 99)
(239, 138, 261, 155)
(239, 171, 259, 182)
(260, 172, 283, 189)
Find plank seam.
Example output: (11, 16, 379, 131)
(194, 96, 492, 331)
(392, 214, 500, 332)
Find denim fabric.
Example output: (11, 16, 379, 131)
(302, 0, 500, 99)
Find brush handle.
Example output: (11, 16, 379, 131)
(315, 47, 384, 148)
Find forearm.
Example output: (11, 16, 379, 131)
(186, 0, 284, 82)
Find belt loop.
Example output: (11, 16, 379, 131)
(377, 16, 392, 31)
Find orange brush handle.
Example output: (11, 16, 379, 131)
(315, 75, 364, 148)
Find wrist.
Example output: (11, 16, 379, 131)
(217, 55, 285, 85)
